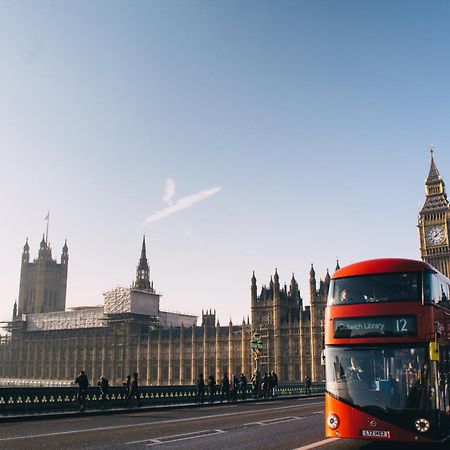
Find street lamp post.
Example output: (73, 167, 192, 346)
(250, 332, 263, 373)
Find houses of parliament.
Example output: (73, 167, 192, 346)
(1, 151, 449, 386)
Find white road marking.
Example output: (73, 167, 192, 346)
(127, 429, 215, 445)
(243, 416, 305, 426)
(145, 429, 226, 446)
(292, 437, 340, 450)
(0, 401, 323, 442)
(260, 416, 305, 426)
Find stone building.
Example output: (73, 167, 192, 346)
(250, 264, 333, 383)
(0, 235, 330, 385)
(418, 149, 450, 277)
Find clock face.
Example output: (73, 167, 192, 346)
(426, 225, 446, 246)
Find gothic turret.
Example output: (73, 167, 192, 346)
(22, 238, 29, 263)
(38, 234, 51, 260)
(251, 271, 257, 305)
(309, 264, 317, 302)
(133, 235, 153, 292)
(61, 240, 69, 265)
(273, 269, 280, 297)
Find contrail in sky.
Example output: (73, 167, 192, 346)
(162, 178, 176, 205)
(143, 185, 222, 225)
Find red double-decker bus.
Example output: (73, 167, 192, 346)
(324, 258, 450, 444)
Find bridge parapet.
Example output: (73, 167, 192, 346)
(0, 382, 324, 417)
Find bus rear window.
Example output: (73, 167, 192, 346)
(328, 272, 421, 306)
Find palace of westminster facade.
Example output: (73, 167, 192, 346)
(1, 151, 450, 386)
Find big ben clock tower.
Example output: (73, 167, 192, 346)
(418, 148, 450, 277)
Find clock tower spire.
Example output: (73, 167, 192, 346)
(418, 147, 450, 277)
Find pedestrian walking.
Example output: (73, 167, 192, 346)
(196, 373, 206, 404)
(239, 373, 248, 400)
(75, 370, 89, 411)
(220, 373, 230, 403)
(208, 375, 216, 403)
(97, 375, 110, 409)
(251, 370, 261, 398)
(305, 375, 312, 394)
(269, 371, 278, 397)
(128, 372, 141, 407)
(123, 375, 131, 404)
(261, 372, 270, 398)
(231, 374, 239, 402)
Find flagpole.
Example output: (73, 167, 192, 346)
(45, 211, 50, 243)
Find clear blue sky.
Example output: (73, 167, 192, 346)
(1, 1, 449, 324)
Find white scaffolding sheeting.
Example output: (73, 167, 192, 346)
(27, 308, 106, 331)
(103, 287, 160, 316)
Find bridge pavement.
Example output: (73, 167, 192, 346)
(0, 397, 443, 450)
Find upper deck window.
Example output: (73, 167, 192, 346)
(423, 272, 450, 305)
(328, 272, 421, 306)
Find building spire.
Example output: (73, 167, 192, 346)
(422, 147, 447, 202)
(133, 235, 153, 292)
(426, 145, 441, 185)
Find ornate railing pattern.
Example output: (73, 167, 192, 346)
(0, 382, 324, 416)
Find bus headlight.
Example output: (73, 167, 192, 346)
(327, 413, 339, 430)
(414, 418, 430, 433)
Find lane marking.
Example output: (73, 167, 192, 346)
(128, 429, 216, 445)
(0, 401, 323, 442)
(243, 416, 305, 426)
(292, 437, 340, 450)
(145, 430, 226, 446)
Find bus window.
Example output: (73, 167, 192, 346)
(423, 273, 450, 304)
(328, 272, 421, 305)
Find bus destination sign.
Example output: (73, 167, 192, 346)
(334, 316, 417, 338)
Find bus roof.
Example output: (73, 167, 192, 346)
(333, 258, 436, 279)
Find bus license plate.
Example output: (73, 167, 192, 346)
(361, 430, 390, 438)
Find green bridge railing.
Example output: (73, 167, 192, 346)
(0, 382, 324, 417)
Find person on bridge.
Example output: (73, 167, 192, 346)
(230, 374, 239, 401)
(128, 372, 140, 407)
(220, 373, 230, 403)
(239, 373, 248, 400)
(251, 371, 261, 398)
(196, 373, 206, 403)
(123, 374, 131, 403)
(261, 372, 270, 398)
(304, 375, 312, 394)
(208, 375, 216, 403)
(97, 375, 110, 409)
(75, 370, 89, 412)
(269, 371, 278, 397)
